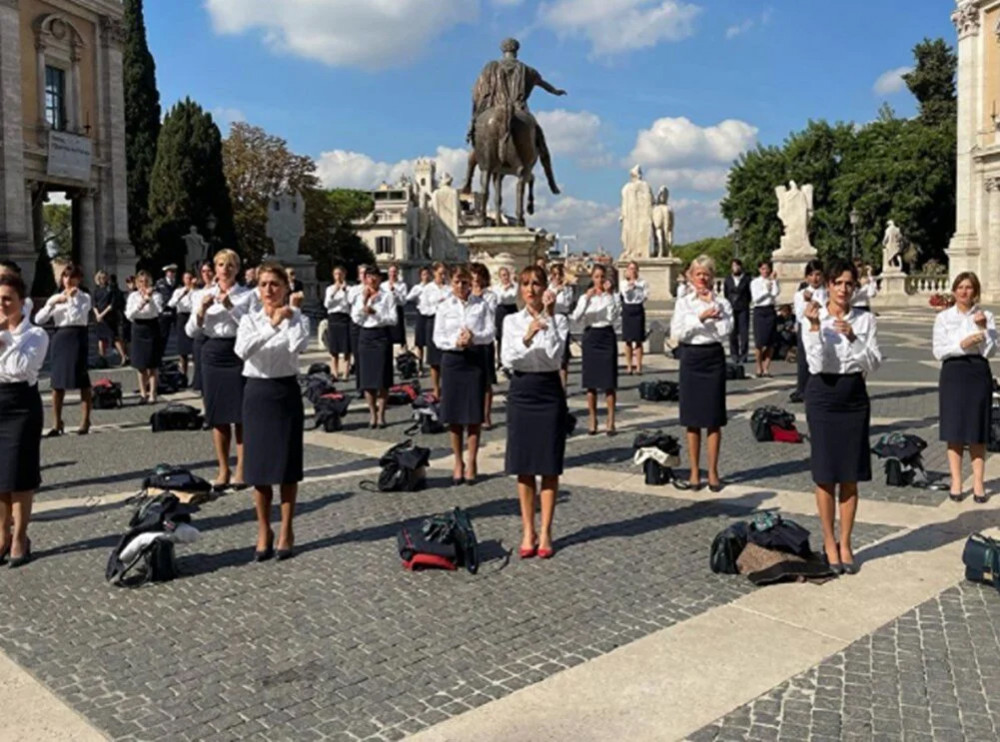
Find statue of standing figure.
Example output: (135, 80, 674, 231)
(774, 180, 815, 254)
(882, 220, 904, 273)
(183, 226, 210, 269)
(266, 192, 306, 259)
(651, 186, 674, 258)
(620, 165, 654, 260)
(430, 173, 461, 260)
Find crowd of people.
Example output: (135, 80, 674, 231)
(0, 250, 993, 573)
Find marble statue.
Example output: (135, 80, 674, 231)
(882, 220, 904, 273)
(775, 181, 814, 254)
(431, 173, 461, 259)
(651, 186, 674, 258)
(417, 194, 433, 260)
(183, 225, 210, 269)
(267, 192, 306, 259)
(620, 165, 654, 260)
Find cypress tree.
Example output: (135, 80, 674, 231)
(122, 0, 161, 255)
(147, 98, 236, 268)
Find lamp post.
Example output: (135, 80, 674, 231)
(731, 218, 742, 260)
(849, 208, 859, 261)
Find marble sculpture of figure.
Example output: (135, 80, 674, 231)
(651, 185, 674, 258)
(620, 165, 654, 260)
(775, 180, 814, 252)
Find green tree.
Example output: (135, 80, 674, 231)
(903, 38, 957, 126)
(719, 143, 787, 267)
(122, 0, 161, 255)
(42, 204, 72, 258)
(146, 98, 236, 269)
(673, 236, 734, 270)
(301, 189, 375, 279)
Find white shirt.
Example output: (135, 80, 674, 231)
(802, 307, 881, 375)
(571, 291, 621, 329)
(235, 308, 311, 379)
(670, 293, 734, 345)
(621, 279, 648, 305)
(185, 284, 254, 339)
(501, 309, 569, 373)
(125, 291, 164, 321)
(676, 282, 690, 300)
(932, 305, 998, 361)
(406, 282, 428, 305)
(793, 286, 828, 325)
(351, 287, 398, 328)
(478, 288, 499, 317)
(750, 277, 780, 308)
(23, 296, 33, 319)
(35, 290, 91, 327)
(167, 286, 195, 314)
(496, 283, 518, 306)
(550, 283, 574, 315)
(852, 280, 879, 307)
(433, 294, 494, 350)
(324, 284, 351, 314)
(417, 282, 451, 316)
(0, 314, 49, 385)
(386, 280, 408, 305)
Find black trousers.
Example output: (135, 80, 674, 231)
(730, 308, 749, 361)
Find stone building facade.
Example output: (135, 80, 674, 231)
(950, 0, 1000, 298)
(0, 0, 131, 291)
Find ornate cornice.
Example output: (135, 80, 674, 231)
(98, 15, 125, 48)
(953, 1, 981, 38)
(985, 175, 1000, 192)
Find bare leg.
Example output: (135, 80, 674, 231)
(685, 428, 702, 484)
(364, 390, 377, 426)
(538, 475, 558, 551)
(560, 367, 568, 390)
(234, 425, 245, 484)
(98, 338, 108, 358)
(636, 344, 644, 374)
(587, 390, 597, 433)
(10, 491, 33, 559)
(431, 366, 441, 399)
(344, 353, 352, 381)
(624, 343, 634, 374)
(762, 348, 774, 376)
(517, 475, 537, 551)
(946, 443, 964, 495)
(377, 389, 388, 425)
(136, 371, 147, 400)
(450, 425, 464, 480)
(331, 354, 340, 379)
(114, 338, 127, 364)
(212, 425, 232, 486)
(706, 428, 722, 485)
(466, 425, 481, 479)
(149, 370, 159, 403)
(51, 389, 65, 431)
(278, 484, 297, 551)
(754, 348, 763, 377)
(484, 386, 493, 428)
(252, 485, 274, 551)
(416, 347, 424, 371)
(79, 387, 92, 432)
(0, 493, 11, 555)
(179, 354, 189, 378)
(814, 483, 839, 564)
(970, 443, 987, 497)
(606, 390, 616, 432)
(838, 482, 859, 564)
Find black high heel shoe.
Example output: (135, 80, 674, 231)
(275, 544, 295, 561)
(254, 532, 274, 562)
(9, 538, 31, 569)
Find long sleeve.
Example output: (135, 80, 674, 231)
(433, 307, 456, 350)
(185, 300, 203, 339)
(286, 313, 311, 353)
(33, 295, 59, 325)
(501, 312, 567, 371)
(848, 315, 881, 373)
(670, 301, 704, 343)
(234, 314, 278, 361)
(0, 324, 49, 384)
(805, 312, 881, 374)
(168, 287, 186, 309)
(932, 312, 962, 361)
(712, 299, 733, 337)
(983, 313, 998, 359)
(570, 294, 589, 323)
(803, 326, 825, 375)
(406, 283, 424, 303)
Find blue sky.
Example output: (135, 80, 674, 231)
(145, 0, 955, 254)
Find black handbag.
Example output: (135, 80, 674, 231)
(643, 458, 672, 485)
(150, 403, 204, 432)
(963, 533, 1000, 590)
(710, 522, 749, 574)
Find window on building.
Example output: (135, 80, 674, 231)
(45, 66, 67, 130)
(376, 236, 393, 255)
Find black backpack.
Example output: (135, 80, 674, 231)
(150, 403, 204, 432)
(92, 378, 123, 409)
(363, 440, 431, 492)
(142, 464, 211, 494)
(396, 351, 420, 380)
(314, 394, 351, 432)
(725, 362, 747, 381)
(632, 431, 680, 455)
(639, 380, 679, 402)
(746, 512, 811, 558)
(710, 522, 749, 574)
(307, 362, 331, 376)
(397, 507, 479, 573)
(750, 406, 796, 442)
(105, 494, 193, 587)
(157, 361, 188, 394)
(303, 372, 338, 405)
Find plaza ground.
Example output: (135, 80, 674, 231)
(3, 307, 1000, 741)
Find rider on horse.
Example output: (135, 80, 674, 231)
(464, 38, 565, 195)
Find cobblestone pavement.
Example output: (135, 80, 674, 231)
(688, 582, 1000, 742)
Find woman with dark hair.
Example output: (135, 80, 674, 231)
(125, 271, 164, 404)
(168, 270, 197, 381)
(803, 258, 881, 574)
(749, 260, 780, 378)
(386, 263, 408, 350)
(620, 260, 648, 375)
(503, 265, 568, 560)
(424, 262, 451, 399)
(0, 273, 49, 567)
(434, 265, 493, 484)
(347, 265, 367, 383)
(790, 259, 826, 404)
(548, 263, 574, 389)
(35, 263, 92, 436)
(933, 271, 996, 503)
(670, 255, 732, 492)
(572, 263, 621, 435)
(324, 265, 352, 381)
(407, 266, 433, 374)
(470, 262, 498, 429)
(93, 270, 127, 365)
(351, 267, 398, 428)
(236, 262, 310, 561)
(494, 266, 518, 369)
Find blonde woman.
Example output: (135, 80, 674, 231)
(125, 271, 164, 404)
(573, 264, 621, 435)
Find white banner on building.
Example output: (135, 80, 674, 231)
(46, 131, 92, 181)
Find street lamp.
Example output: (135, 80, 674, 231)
(849, 208, 860, 261)
(731, 218, 742, 260)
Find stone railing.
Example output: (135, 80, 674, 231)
(903, 274, 949, 295)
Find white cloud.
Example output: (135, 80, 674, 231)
(205, 0, 478, 69)
(628, 117, 757, 192)
(873, 66, 912, 96)
(533, 195, 621, 252)
(725, 19, 753, 39)
(672, 197, 726, 244)
(537, 0, 701, 56)
(316, 146, 469, 190)
(535, 109, 611, 167)
(211, 107, 246, 132)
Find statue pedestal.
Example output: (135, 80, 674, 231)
(271, 253, 320, 309)
(771, 249, 816, 303)
(879, 269, 908, 301)
(617, 257, 682, 302)
(459, 226, 554, 287)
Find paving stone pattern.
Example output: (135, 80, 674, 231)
(688, 582, 1000, 742)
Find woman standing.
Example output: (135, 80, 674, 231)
(0, 273, 49, 567)
(470, 263, 498, 429)
(93, 271, 126, 366)
(186, 249, 254, 488)
(424, 262, 451, 399)
(670, 255, 732, 492)
(235, 262, 311, 561)
(791, 260, 826, 404)
(494, 266, 518, 369)
(323, 265, 352, 381)
(803, 259, 881, 574)
(750, 260, 780, 378)
(503, 266, 568, 560)
(168, 271, 197, 381)
(933, 272, 996, 503)
(572, 264, 621, 435)
(852, 265, 878, 312)
(548, 263, 574, 389)
(351, 267, 398, 428)
(126, 271, 165, 404)
(386, 263, 409, 351)
(35, 263, 93, 436)
(407, 267, 433, 374)
(347, 265, 367, 383)
(434, 266, 494, 484)
(620, 260, 648, 375)
(191, 261, 215, 394)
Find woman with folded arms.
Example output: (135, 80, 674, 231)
(670, 255, 732, 492)
(424, 262, 451, 399)
(186, 249, 255, 488)
(933, 271, 996, 504)
(471, 262, 498, 429)
(35, 263, 93, 436)
(573, 264, 621, 435)
(494, 266, 518, 369)
(347, 264, 367, 384)
(0, 273, 49, 568)
(386, 263, 409, 351)
(191, 261, 215, 393)
(548, 263, 574, 389)
(407, 267, 433, 374)
(351, 267, 398, 428)
(93, 270, 127, 366)
(503, 266, 568, 560)
(802, 258, 882, 575)
(235, 262, 310, 562)
(620, 260, 648, 375)
(750, 260, 780, 378)
(323, 265, 352, 381)
(790, 260, 826, 404)
(168, 270, 197, 381)
(125, 271, 165, 404)
(434, 266, 494, 484)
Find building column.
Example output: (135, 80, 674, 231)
(77, 189, 97, 283)
(986, 177, 1000, 294)
(948, 1, 983, 281)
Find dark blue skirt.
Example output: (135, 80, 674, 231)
(807, 373, 871, 484)
(495, 304, 517, 342)
(679, 343, 727, 428)
(358, 327, 393, 391)
(131, 319, 162, 371)
(581, 326, 617, 392)
(175, 313, 193, 356)
(622, 302, 646, 343)
(505, 371, 567, 476)
(50, 326, 91, 390)
(390, 305, 406, 345)
(753, 306, 777, 350)
(192, 335, 205, 393)
(201, 337, 245, 426)
(440, 349, 485, 426)
(0, 382, 42, 492)
(243, 377, 303, 486)
(939, 356, 991, 444)
(326, 312, 351, 355)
